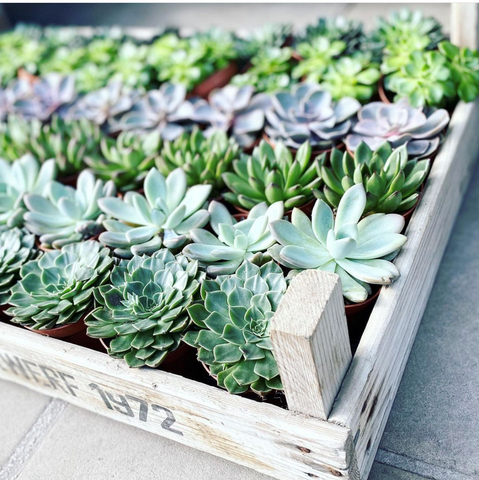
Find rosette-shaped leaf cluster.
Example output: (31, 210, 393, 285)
(346, 99, 449, 158)
(99, 168, 211, 258)
(222, 140, 320, 210)
(183, 200, 283, 276)
(0, 228, 36, 305)
(0, 155, 56, 228)
(316, 143, 429, 214)
(236, 23, 292, 58)
(183, 260, 286, 395)
(86, 249, 204, 368)
(113, 83, 194, 140)
(24, 170, 116, 250)
(156, 127, 239, 191)
(6, 241, 114, 330)
(191, 85, 271, 148)
(85, 130, 161, 191)
(269, 184, 407, 303)
(265, 83, 361, 150)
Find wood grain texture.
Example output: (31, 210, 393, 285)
(329, 99, 479, 479)
(451, 3, 478, 49)
(271, 270, 352, 420)
(0, 322, 354, 480)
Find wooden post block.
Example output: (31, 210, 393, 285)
(451, 4, 479, 49)
(271, 269, 352, 420)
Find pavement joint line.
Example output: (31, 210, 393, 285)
(0, 398, 67, 480)
(376, 448, 476, 480)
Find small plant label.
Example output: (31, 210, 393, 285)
(0, 349, 183, 436)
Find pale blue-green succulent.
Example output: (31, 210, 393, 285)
(98, 168, 211, 258)
(183, 200, 284, 276)
(0, 155, 56, 229)
(183, 260, 286, 395)
(269, 184, 407, 303)
(24, 170, 116, 250)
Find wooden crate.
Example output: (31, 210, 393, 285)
(1, 6, 479, 480)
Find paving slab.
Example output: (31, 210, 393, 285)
(370, 462, 432, 480)
(378, 159, 479, 478)
(16, 404, 272, 480)
(0, 380, 51, 467)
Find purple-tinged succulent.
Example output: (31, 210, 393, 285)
(346, 99, 450, 158)
(192, 85, 271, 148)
(265, 83, 361, 150)
(112, 83, 195, 140)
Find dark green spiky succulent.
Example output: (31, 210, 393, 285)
(85, 131, 161, 191)
(0, 228, 36, 305)
(6, 241, 114, 330)
(222, 140, 320, 210)
(315, 142, 430, 214)
(86, 249, 204, 368)
(183, 260, 286, 396)
(156, 127, 239, 191)
(0, 115, 104, 176)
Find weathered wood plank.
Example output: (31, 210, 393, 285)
(0, 322, 354, 480)
(451, 3, 479, 49)
(271, 270, 351, 420)
(329, 99, 479, 479)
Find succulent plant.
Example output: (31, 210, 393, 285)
(24, 170, 116, 250)
(0, 228, 36, 305)
(191, 85, 271, 148)
(85, 249, 204, 368)
(146, 33, 188, 66)
(98, 168, 211, 258)
(292, 37, 347, 82)
(6, 240, 114, 330)
(318, 55, 381, 102)
(113, 83, 194, 140)
(68, 82, 139, 127)
(108, 42, 152, 89)
(345, 99, 450, 158)
(85, 130, 161, 191)
(156, 127, 239, 191)
(191, 28, 238, 69)
(183, 260, 286, 395)
(316, 143, 429, 214)
(439, 41, 479, 103)
(222, 140, 320, 210)
(265, 83, 361, 150)
(299, 17, 368, 57)
(74, 63, 111, 93)
(374, 9, 445, 74)
(385, 51, 455, 107)
(269, 184, 407, 303)
(236, 23, 292, 58)
(0, 115, 104, 176)
(183, 200, 283, 276)
(231, 47, 294, 94)
(0, 155, 56, 229)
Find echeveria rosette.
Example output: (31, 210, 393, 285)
(385, 51, 456, 108)
(156, 127, 239, 191)
(6, 241, 114, 330)
(183, 200, 284, 276)
(113, 83, 195, 140)
(316, 143, 430, 214)
(269, 184, 407, 303)
(190, 85, 271, 148)
(24, 170, 116, 250)
(0, 155, 56, 229)
(346, 99, 449, 158)
(183, 260, 286, 396)
(85, 249, 204, 368)
(86, 131, 161, 192)
(439, 41, 479, 103)
(0, 228, 36, 305)
(222, 140, 320, 210)
(265, 83, 361, 150)
(235, 23, 293, 58)
(98, 168, 211, 258)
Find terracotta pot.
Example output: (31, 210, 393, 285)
(17, 68, 39, 84)
(26, 317, 87, 339)
(191, 62, 239, 99)
(378, 76, 392, 104)
(262, 133, 344, 157)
